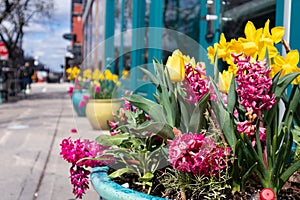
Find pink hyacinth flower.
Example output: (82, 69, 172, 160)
(78, 100, 86, 108)
(68, 86, 74, 97)
(109, 121, 119, 130)
(82, 94, 90, 101)
(168, 133, 229, 176)
(94, 85, 100, 93)
(71, 128, 78, 133)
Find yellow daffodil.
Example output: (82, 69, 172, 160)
(66, 68, 72, 74)
(104, 69, 113, 80)
(99, 73, 105, 81)
(92, 69, 101, 80)
(238, 21, 262, 58)
(207, 45, 216, 64)
(219, 70, 233, 94)
(122, 70, 129, 79)
(83, 69, 92, 79)
(112, 74, 119, 83)
(66, 66, 80, 80)
(166, 49, 185, 82)
(272, 50, 300, 84)
(271, 25, 285, 43)
(216, 33, 229, 60)
(227, 63, 238, 76)
(257, 20, 282, 60)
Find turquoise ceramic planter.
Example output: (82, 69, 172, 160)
(91, 167, 168, 200)
(71, 90, 88, 117)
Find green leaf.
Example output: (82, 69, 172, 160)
(275, 72, 300, 98)
(108, 168, 134, 179)
(213, 50, 219, 82)
(125, 94, 167, 123)
(96, 133, 129, 146)
(188, 92, 209, 133)
(138, 172, 154, 182)
(227, 75, 237, 114)
(280, 159, 300, 186)
(243, 134, 267, 178)
(211, 100, 236, 150)
(254, 119, 264, 165)
(265, 123, 273, 169)
(210, 77, 227, 109)
(127, 121, 174, 140)
(139, 67, 158, 86)
(241, 162, 258, 191)
(282, 84, 300, 128)
(270, 126, 290, 183)
(270, 71, 281, 94)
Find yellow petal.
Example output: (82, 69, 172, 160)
(274, 55, 285, 67)
(166, 50, 185, 82)
(286, 50, 299, 66)
(219, 33, 227, 46)
(219, 71, 232, 94)
(244, 21, 256, 40)
(207, 46, 216, 64)
(263, 20, 271, 38)
(271, 27, 284, 43)
(258, 45, 278, 60)
(228, 39, 243, 54)
(241, 41, 257, 56)
(270, 63, 282, 78)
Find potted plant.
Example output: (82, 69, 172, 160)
(85, 69, 122, 130)
(67, 67, 91, 117)
(60, 20, 300, 199)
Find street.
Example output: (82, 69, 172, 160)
(0, 82, 100, 200)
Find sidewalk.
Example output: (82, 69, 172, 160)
(0, 83, 106, 200)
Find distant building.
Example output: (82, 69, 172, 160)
(71, 0, 83, 66)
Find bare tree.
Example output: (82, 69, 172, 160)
(0, 0, 54, 67)
(0, 0, 15, 24)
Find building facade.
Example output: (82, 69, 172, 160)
(80, 0, 300, 96)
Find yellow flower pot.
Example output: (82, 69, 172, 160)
(86, 99, 122, 130)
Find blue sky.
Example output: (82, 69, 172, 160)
(23, 0, 71, 72)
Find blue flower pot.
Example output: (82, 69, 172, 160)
(91, 167, 168, 200)
(71, 90, 88, 117)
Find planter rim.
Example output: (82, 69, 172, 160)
(91, 166, 168, 200)
(88, 98, 122, 103)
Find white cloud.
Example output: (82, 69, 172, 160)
(23, 0, 71, 72)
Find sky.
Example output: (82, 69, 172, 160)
(23, 0, 71, 72)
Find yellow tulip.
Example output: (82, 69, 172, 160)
(219, 70, 233, 94)
(166, 49, 185, 82)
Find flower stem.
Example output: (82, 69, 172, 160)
(180, 186, 186, 200)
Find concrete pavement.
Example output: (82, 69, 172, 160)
(0, 82, 105, 200)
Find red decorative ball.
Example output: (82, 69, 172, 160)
(260, 188, 276, 200)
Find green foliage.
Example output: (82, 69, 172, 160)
(292, 126, 300, 161)
(127, 59, 210, 138)
(96, 104, 167, 194)
(159, 167, 231, 200)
